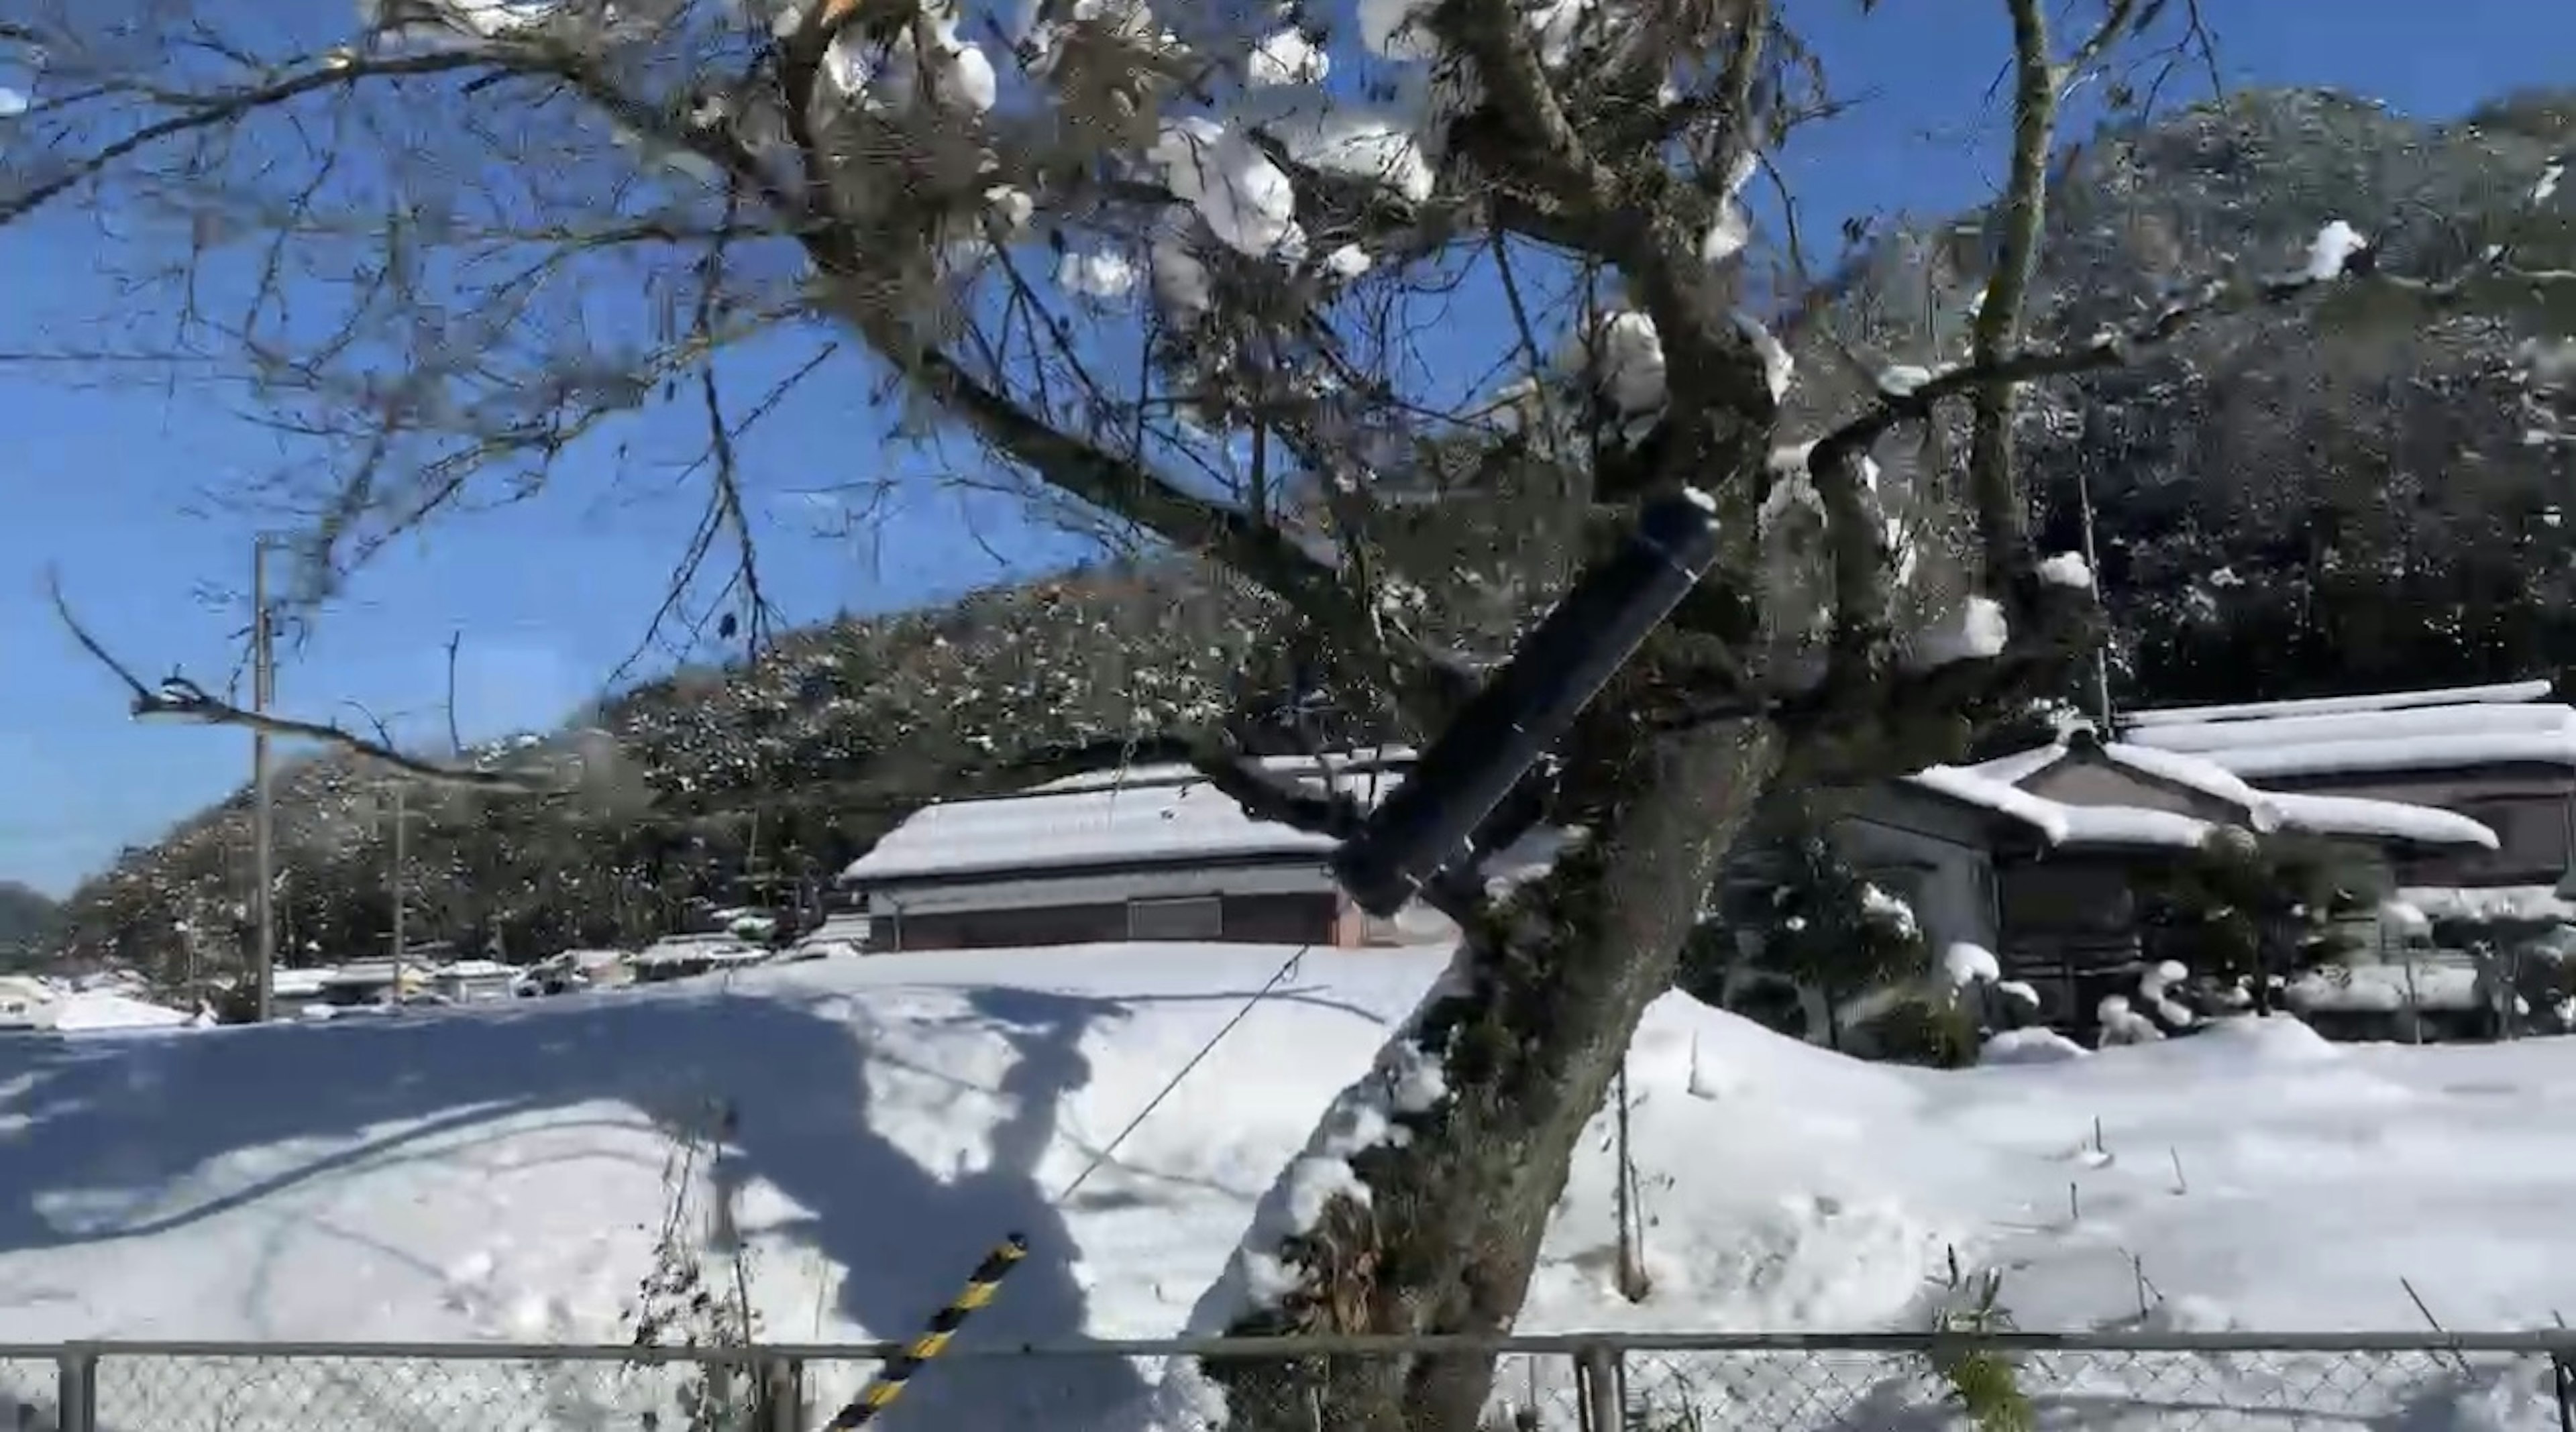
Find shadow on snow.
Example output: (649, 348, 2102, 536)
(0, 973, 1387, 1426)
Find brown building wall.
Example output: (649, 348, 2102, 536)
(868, 889, 1346, 952)
(1226, 891, 1347, 945)
(1996, 859, 2145, 1030)
(873, 902, 1129, 951)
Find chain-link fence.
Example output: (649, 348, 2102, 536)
(3, 1331, 2573, 1431)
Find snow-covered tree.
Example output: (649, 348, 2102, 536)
(1694, 826, 1927, 1051)
(2136, 828, 2367, 1017)
(8, 0, 2571, 1425)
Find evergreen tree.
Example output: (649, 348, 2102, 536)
(2136, 829, 2369, 1016)
(1697, 828, 1928, 1051)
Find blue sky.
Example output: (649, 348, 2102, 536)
(0, 0, 2565, 897)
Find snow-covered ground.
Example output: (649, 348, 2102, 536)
(4, 942, 2576, 1429)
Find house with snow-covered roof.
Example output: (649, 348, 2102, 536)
(2121, 678, 2576, 891)
(838, 750, 1440, 952)
(1829, 727, 2500, 1028)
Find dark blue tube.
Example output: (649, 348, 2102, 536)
(1332, 490, 1727, 918)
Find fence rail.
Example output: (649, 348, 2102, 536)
(2, 1331, 2573, 1431)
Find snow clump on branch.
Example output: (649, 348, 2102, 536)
(820, 1, 998, 115)
(1183, 962, 1464, 1335)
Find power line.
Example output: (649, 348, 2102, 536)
(1049, 943, 1311, 1207)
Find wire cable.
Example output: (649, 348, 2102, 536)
(1049, 941, 1312, 1207)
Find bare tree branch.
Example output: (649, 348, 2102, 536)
(49, 570, 555, 791)
(1960, 0, 2078, 583)
(1804, 239, 2576, 474)
(0, 48, 528, 233)
(1186, 747, 1370, 843)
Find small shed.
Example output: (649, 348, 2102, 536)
(841, 755, 1424, 953)
(315, 958, 434, 1007)
(431, 959, 519, 1003)
(270, 966, 332, 1011)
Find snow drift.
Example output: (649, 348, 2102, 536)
(5, 944, 2576, 1428)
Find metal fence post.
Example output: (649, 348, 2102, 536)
(52, 1348, 95, 1432)
(1577, 1343, 1620, 1432)
(761, 1354, 806, 1432)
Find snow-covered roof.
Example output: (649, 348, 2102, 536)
(2265, 793, 2499, 850)
(2093, 742, 2275, 817)
(1911, 739, 2497, 854)
(2122, 685, 2576, 778)
(536, 948, 629, 973)
(1023, 748, 1413, 795)
(1904, 765, 2218, 851)
(2122, 680, 2555, 728)
(634, 939, 767, 967)
(317, 960, 431, 987)
(1976, 738, 2290, 820)
(845, 771, 1364, 885)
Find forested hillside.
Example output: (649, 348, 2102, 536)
(57, 563, 1281, 978)
(0, 881, 60, 969)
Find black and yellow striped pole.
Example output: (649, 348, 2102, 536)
(826, 1233, 1030, 1429)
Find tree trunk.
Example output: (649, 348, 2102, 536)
(1206, 714, 1781, 1432)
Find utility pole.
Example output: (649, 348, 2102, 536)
(251, 535, 278, 1023)
(389, 783, 408, 962)
(2077, 465, 2116, 736)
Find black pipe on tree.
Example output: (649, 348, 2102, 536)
(1332, 489, 1729, 918)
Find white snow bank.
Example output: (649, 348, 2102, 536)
(30, 989, 195, 1032)
(1980, 1027, 2088, 1064)
(7, 947, 2576, 1428)
(2287, 961, 2485, 1014)
(2400, 885, 2576, 926)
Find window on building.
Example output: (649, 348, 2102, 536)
(1129, 895, 1224, 941)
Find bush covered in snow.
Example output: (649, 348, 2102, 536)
(2386, 887, 2576, 1041)
(2133, 828, 2367, 1017)
(1684, 826, 1929, 1054)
